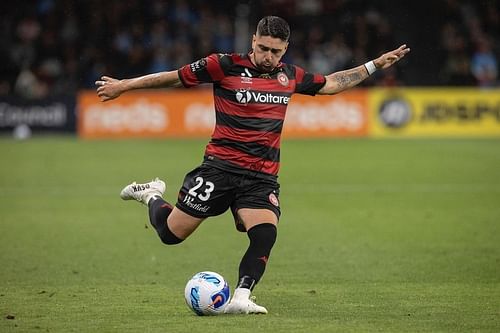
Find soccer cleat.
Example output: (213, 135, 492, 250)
(224, 288, 268, 315)
(119, 177, 166, 205)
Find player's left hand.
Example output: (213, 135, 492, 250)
(374, 44, 410, 69)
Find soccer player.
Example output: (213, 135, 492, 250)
(95, 16, 410, 314)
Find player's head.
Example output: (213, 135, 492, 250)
(251, 16, 290, 72)
(256, 16, 290, 42)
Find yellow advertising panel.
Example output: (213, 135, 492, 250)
(370, 88, 500, 137)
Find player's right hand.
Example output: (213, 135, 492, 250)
(95, 76, 123, 102)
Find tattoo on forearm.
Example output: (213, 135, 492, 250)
(332, 67, 368, 90)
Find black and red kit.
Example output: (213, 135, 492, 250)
(178, 53, 326, 177)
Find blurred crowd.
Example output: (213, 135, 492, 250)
(0, 0, 498, 99)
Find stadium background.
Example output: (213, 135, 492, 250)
(0, 0, 499, 138)
(1, 1, 499, 332)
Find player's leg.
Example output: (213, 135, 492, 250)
(128, 165, 233, 244)
(148, 198, 204, 244)
(120, 177, 205, 244)
(225, 175, 281, 315)
(224, 208, 278, 315)
(236, 208, 278, 289)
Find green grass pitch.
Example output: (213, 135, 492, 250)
(1, 137, 499, 332)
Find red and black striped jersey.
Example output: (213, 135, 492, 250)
(178, 53, 326, 177)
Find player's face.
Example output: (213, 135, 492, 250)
(251, 34, 288, 72)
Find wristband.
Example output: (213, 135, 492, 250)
(364, 61, 377, 75)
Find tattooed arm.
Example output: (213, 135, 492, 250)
(318, 65, 369, 95)
(318, 44, 410, 95)
(95, 70, 182, 102)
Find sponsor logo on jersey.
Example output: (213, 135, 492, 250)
(235, 89, 290, 105)
(240, 68, 253, 84)
(190, 58, 207, 73)
(277, 72, 289, 87)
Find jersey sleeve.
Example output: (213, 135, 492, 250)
(293, 65, 326, 96)
(178, 53, 226, 88)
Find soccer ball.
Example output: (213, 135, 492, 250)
(184, 271, 231, 316)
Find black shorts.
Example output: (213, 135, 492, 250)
(175, 164, 281, 231)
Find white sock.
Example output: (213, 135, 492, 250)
(232, 287, 251, 300)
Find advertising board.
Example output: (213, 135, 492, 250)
(370, 88, 500, 137)
(78, 89, 370, 138)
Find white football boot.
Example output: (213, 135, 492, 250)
(120, 178, 166, 205)
(224, 288, 268, 314)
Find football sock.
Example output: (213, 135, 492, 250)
(237, 223, 277, 290)
(148, 197, 183, 245)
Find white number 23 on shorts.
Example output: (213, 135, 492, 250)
(188, 176, 215, 201)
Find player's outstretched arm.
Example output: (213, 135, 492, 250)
(318, 44, 410, 95)
(95, 70, 183, 102)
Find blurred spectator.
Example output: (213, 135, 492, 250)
(470, 36, 498, 87)
(439, 22, 477, 86)
(437, 0, 499, 86)
(0, 0, 498, 99)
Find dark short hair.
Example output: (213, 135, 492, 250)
(256, 16, 290, 42)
